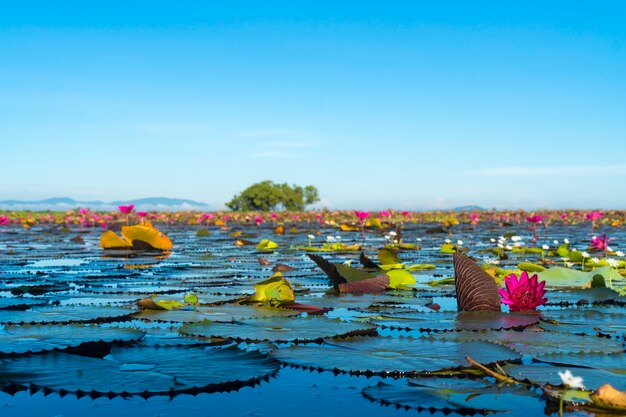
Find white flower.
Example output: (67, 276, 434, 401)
(342, 260, 352, 266)
(445, 239, 451, 244)
(490, 238, 496, 243)
(558, 370, 585, 389)
(590, 257, 600, 264)
(511, 236, 522, 242)
(335, 236, 341, 241)
(307, 234, 315, 240)
(581, 251, 590, 259)
(554, 240, 559, 245)
(326, 236, 336, 242)
(542, 245, 549, 250)
(565, 262, 574, 268)
(457, 240, 463, 246)
(616, 251, 625, 257)
(486, 258, 500, 265)
(561, 257, 569, 262)
(416, 237, 422, 242)
(607, 258, 619, 268)
(564, 238, 570, 244)
(514, 242, 523, 247)
(384, 235, 391, 241)
(389, 231, 397, 236)
(607, 246, 613, 252)
(497, 243, 504, 249)
(505, 245, 513, 250)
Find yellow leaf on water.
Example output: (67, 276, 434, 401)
(248, 274, 295, 304)
(121, 225, 173, 251)
(100, 230, 133, 249)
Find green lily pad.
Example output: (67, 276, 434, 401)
(0, 324, 144, 354)
(0, 305, 139, 325)
(180, 316, 376, 342)
(271, 335, 519, 374)
(445, 330, 624, 356)
(371, 311, 539, 332)
(537, 266, 625, 289)
(503, 362, 626, 391)
(362, 378, 544, 413)
(0, 345, 279, 395)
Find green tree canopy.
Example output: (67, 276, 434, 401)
(226, 181, 320, 211)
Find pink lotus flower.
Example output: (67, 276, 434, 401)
(118, 205, 134, 214)
(591, 234, 610, 251)
(200, 213, 214, 221)
(526, 215, 543, 223)
(293, 215, 300, 221)
(499, 271, 547, 311)
(380, 210, 391, 218)
(586, 211, 604, 221)
(401, 211, 411, 218)
(137, 211, 148, 218)
(270, 213, 278, 219)
(560, 213, 568, 220)
(0, 215, 11, 225)
(254, 216, 264, 225)
(79, 208, 89, 215)
(354, 211, 370, 222)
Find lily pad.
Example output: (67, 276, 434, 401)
(362, 378, 544, 414)
(180, 316, 376, 342)
(0, 345, 279, 395)
(0, 324, 144, 354)
(446, 330, 624, 356)
(503, 362, 626, 391)
(0, 305, 139, 325)
(271, 335, 519, 374)
(371, 310, 539, 332)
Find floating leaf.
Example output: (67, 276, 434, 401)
(0, 324, 144, 354)
(0, 345, 279, 396)
(518, 262, 546, 273)
(362, 378, 543, 413)
(271, 335, 519, 374)
(378, 248, 400, 265)
(256, 239, 279, 251)
(371, 311, 539, 332)
(99, 230, 132, 249)
(0, 305, 138, 325)
(247, 274, 295, 304)
(385, 269, 416, 289)
(180, 316, 375, 342)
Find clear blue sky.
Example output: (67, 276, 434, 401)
(1, 1, 625, 210)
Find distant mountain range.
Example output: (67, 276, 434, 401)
(0, 197, 211, 212)
(451, 205, 486, 212)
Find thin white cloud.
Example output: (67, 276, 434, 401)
(262, 141, 316, 148)
(467, 164, 626, 176)
(134, 123, 213, 134)
(235, 129, 314, 140)
(253, 150, 291, 158)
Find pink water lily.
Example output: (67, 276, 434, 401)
(499, 271, 547, 311)
(254, 216, 264, 225)
(0, 215, 11, 225)
(591, 234, 610, 251)
(526, 214, 543, 243)
(586, 211, 604, 221)
(79, 208, 89, 215)
(354, 211, 370, 222)
(137, 211, 148, 218)
(379, 210, 391, 219)
(118, 205, 134, 214)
